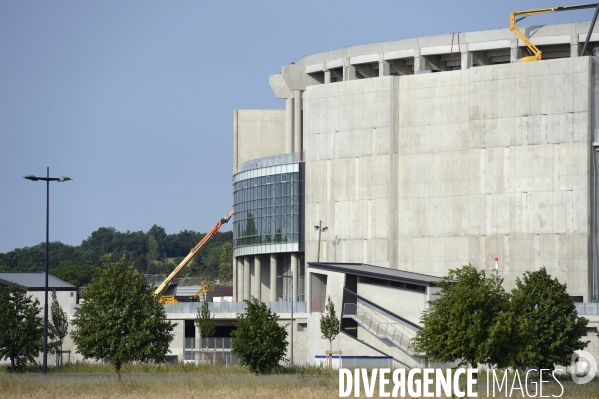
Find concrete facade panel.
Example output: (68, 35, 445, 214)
(303, 56, 593, 299)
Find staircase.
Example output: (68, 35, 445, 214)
(342, 303, 419, 356)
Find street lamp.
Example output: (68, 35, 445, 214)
(278, 271, 294, 367)
(314, 221, 328, 262)
(24, 167, 72, 375)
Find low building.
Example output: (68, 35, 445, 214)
(0, 272, 78, 365)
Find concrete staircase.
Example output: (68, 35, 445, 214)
(342, 303, 419, 356)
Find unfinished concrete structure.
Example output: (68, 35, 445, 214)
(229, 22, 599, 366)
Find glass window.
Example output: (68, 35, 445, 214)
(233, 167, 302, 250)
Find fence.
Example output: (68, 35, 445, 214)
(314, 355, 393, 369)
(183, 337, 239, 365)
(575, 302, 599, 315)
(164, 301, 307, 314)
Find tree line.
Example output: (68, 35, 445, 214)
(0, 225, 233, 288)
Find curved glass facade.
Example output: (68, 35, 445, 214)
(233, 162, 304, 256)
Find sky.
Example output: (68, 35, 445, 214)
(0, 0, 596, 253)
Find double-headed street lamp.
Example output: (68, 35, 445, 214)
(24, 167, 72, 375)
(314, 221, 328, 262)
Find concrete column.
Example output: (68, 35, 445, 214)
(243, 257, 251, 301)
(254, 255, 261, 301)
(324, 69, 331, 83)
(460, 44, 471, 70)
(413, 49, 425, 72)
(233, 110, 238, 174)
(378, 53, 390, 77)
(285, 97, 294, 153)
(347, 65, 357, 80)
(293, 90, 302, 153)
(270, 254, 277, 302)
(232, 256, 238, 301)
(343, 58, 357, 81)
(461, 52, 472, 70)
(379, 61, 390, 77)
(237, 257, 244, 301)
(571, 34, 580, 57)
(291, 253, 298, 302)
(510, 39, 521, 62)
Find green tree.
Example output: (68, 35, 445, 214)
(413, 264, 510, 367)
(71, 254, 175, 379)
(320, 296, 340, 351)
(218, 242, 233, 282)
(0, 283, 43, 372)
(507, 267, 588, 370)
(51, 262, 101, 288)
(195, 300, 216, 342)
(231, 297, 288, 374)
(48, 290, 69, 364)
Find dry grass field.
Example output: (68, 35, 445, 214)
(0, 365, 597, 398)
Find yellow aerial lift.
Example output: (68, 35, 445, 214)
(154, 210, 233, 303)
(510, 3, 599, 62)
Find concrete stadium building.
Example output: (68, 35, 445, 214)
(227, 21, 599, 367)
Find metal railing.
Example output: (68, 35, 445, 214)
(575, 302, 599, 316)
(343, 303, 417, 355)
(182, 337, 239, 365)
(163, 301, 307, 314)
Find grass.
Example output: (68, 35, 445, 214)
(0, 364, 597, 398)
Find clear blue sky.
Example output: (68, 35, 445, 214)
(0, 1, 595, 253)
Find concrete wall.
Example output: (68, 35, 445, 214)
(357, 282, 426, 325)
(233, 109, 286, 173)
(169, 320, 185, 360)
(304, 77, 394, 268)
(28, 290, 77, 314)
(303, 57, 593, 299)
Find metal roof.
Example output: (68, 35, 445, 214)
(0, 272, 76, 291)
(307, 262, 446, 287)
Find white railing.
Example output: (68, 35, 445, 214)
(343, 303, 417, 355)
(575, 302, 599, 316)
(183, 337, 238, 365)
(164, 301, 307, 314)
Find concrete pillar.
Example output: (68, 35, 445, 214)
(343, 58, 357, 81)
(378, 53, 389, 77)
(346, 65, 357, 80)
(461, 44, 472, 70)
(270, 254, 277, 302)
(324, 69, 331, 83)
(291, 253, 298, 302)
(510, 39, 521, 62)
(461, 52, 472, 70)
(379, 61, 390, 77)
(237, 257, 244, 301)
(233, 110, 239, 174)
(413, 49, 425, 72)
(293, 90, 302, 153)
(243, 257, 251, 301)
(571, 34, 580, 58)
(285, 97, 294, 153)
(232, 256, 238, 301)
(254, 255, 261, 301)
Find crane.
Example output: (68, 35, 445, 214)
(154, 210, 233, 302)
(510, 3, 599, 62)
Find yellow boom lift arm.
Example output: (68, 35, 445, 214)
(154, 210, 233, 300)
(510, 3, 599, 62)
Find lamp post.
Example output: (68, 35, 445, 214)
(24, 167, 72, 375)
(314, 221, 328, 262)
(278, 271, 294, 367)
